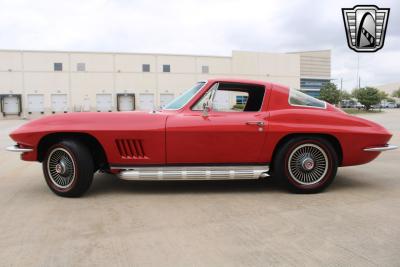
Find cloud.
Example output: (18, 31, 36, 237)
(0, 0, 398, 89)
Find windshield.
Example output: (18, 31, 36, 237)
(163, 82, 206, 110)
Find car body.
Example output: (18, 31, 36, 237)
(7, 78, 397, 197)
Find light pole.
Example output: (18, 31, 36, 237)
(357, 54, 360, 89)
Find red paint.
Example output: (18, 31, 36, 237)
(9, 78, 393, 168)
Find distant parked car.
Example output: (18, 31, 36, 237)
(371, 104, 381, 109)
(340, 100, 364, 109)
(385, 102, 397, 108)
(355, 103, 365, 109)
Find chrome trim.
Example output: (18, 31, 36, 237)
(6, 145, 33, 153)
(363, 144, 398, 152)
(116, 165, 269, 181)
(47, 147, 76, 189)
(246, 121, 265, 127)
(288, 143, 328, 185)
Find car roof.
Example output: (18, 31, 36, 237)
(203, 78, 272, 87)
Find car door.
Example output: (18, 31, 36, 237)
(166, 83, 268, 164)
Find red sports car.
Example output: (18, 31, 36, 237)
(7, 79, 397, 197)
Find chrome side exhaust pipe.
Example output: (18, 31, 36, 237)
(114, 165, 270, 181)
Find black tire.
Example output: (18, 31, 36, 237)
(43, 140, 94, 197)
(274, 136, 338, 193)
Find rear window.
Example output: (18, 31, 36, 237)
(289, 89, 326, 109)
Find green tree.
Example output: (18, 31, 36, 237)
(320, 82, 340, 105)
(339, 90, 352, 101)
(378, 91, 389, 101)
(386, 97, 396, 103)
(392, 88, 400, 98)
(352, 87, 381, 110)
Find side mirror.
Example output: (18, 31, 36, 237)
(202, 100, 211, 117)
(201, 82, 218, 117)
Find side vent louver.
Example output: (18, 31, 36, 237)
(115, 139, 147, 159)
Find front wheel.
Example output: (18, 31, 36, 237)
(43, 140, 94, 197)
(274, 137, 338, 193)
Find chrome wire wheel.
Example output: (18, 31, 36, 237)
(47, 147, 76, 189)
(288, 143, 329, 185)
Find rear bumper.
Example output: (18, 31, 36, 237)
(6, 144, 34, 153)
(363, 144, 398, 152)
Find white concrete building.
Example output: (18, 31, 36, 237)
(0, 49, 330, 118)
(375, 82, 400, 105)
(375, 82, 400, 96)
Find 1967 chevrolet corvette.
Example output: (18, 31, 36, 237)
(7, 78, 397, 197)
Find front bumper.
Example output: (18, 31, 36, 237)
(363, 144, 398, 152)
(6, 144, 34, 153)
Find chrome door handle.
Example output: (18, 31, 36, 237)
(246, 121, 265, 127)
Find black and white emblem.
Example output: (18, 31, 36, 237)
(342, 5, 390, 52)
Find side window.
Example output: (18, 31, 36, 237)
(192, 83, 265, 112)
(289, 89, 326, 108)
(213, 91, 249, 112)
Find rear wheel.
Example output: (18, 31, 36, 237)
(274, 137, 338, 193)
(43, 140, 94, 197)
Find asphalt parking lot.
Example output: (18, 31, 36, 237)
(0, 109, 399, 266)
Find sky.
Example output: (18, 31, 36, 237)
(0, 0, 399, 91)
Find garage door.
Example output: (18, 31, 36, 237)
(96, 94, 113, 112)
(82, 98, 91, 112)
(118, 94, 135, 111)
(51, 94, 68, 113)
(139, 94, 154, 111)
(160, 94, 174, 108)
(2, 95, 20, 115)
(27, 94, 44, 113)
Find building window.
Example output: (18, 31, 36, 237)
(163, 64, 170, 72)
(300, 78, 330, 90)
(54, 63, 63, 71)
(301, 90, 321, 98)
(142, 64, 150, 72)
(77, 63, 86, 71)
(201, 65, 209, 74)
(236, 95, 248, 105)
(300, 78, 330, 98)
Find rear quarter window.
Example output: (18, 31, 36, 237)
(289, 89, 326, 109)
